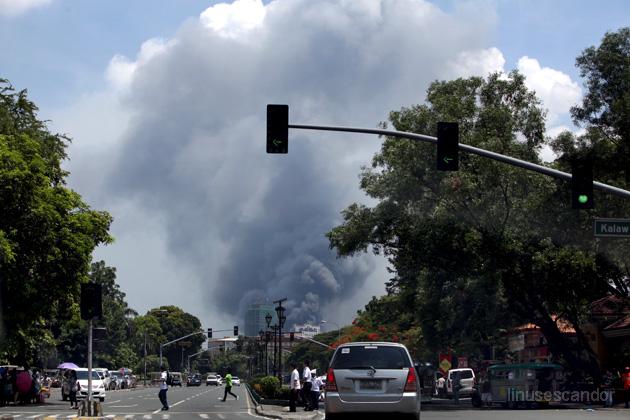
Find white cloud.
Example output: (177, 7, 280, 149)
(55, 0, 499, 327)
(447, 47, 506, 78)
(200, 0, 265, 39)
(517, 56, 581, 124)
(0, 0, 51, 16)
(105, 38, 173, 91)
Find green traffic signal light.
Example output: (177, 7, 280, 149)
(571, 159, 594, 209)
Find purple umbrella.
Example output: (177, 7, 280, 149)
(57, 362, 79, 369)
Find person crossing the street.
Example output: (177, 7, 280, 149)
(158, 366, 169, 411)
(221, 368, 238, 402)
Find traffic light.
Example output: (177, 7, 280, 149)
(207, 328, 212, 339)
(80, 282, 102, 320)
(437, 122, 459, 171)
(266, 104, 288, 153)
(233, 326, 239, 336)
(290, 332, 294, 342)
(572, 159, 594, 209)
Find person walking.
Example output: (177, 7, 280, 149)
(289, 363, 300, 412)
(68, 370, 79, 410)
(158, 366, 169, 411)
(451, 371, 461, 405)
(436, 373, 446, 398)
(310, 370, 322, 411)
(602, 369, 614, 407)
(301, 360, 312, 411)
(480, 371, 492, 408)
(221, 368, 238, 401)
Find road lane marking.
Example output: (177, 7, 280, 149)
(143, 415, 152, 419)
(104, 400, 122, 405)
(199, 415, 209, 419)
(217, 414, 225, 419)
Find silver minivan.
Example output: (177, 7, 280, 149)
(325, 342, 421, 419)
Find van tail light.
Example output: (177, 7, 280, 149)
(326, 368, 337, 392)
(405, 368, 417, 392)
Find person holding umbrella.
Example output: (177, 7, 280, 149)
(68, 370, 79, 409)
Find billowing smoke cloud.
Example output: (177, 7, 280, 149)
(55, 0, 505, 328)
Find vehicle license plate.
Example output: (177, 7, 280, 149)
(360, 380, 381, 390)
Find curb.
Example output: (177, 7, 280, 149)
(244, 384, 322, 420)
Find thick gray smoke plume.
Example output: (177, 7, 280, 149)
(59, 0, 499, 327)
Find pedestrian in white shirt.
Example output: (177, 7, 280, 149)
(310, 371, 323, 410)
(301, 360, 312, 411)
(289, 363, 300, 412)
(158, 366, 169, 411)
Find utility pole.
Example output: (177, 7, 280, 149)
(143, 331, 147, 387)
(87, 319, 93, 416)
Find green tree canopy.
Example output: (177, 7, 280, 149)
(0, 79, 112, 365)
(327, 69, 627, 380)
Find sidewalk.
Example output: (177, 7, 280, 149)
(243, 385, 323, 419)
(254, 404, 324, 420)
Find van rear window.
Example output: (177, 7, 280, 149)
(331, 346, 411, 369)
(459, 370, 473, 379)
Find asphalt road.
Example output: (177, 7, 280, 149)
(0, 384, 261, 419)
(1, 387, 627, 420)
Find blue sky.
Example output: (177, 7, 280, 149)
(1, 0, 628, 329)
(2, 0, 628, 110)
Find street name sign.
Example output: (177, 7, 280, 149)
(594, 218, 630, 238)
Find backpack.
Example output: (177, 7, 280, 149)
(165, 372, 173, 386)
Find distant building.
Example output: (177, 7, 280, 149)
(294, 323, 320, 338)
(507, 315, 576, 363)
(245, 303, 277, 337)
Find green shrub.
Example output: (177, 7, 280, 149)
(258, 376, 281, 398)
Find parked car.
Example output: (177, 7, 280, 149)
(108, 373, 121, 390)
(232, 376, 241, 386)
(93, 368, 111, 390)
(446, 368, 476, 397)
(325, 342, 421, 420)
(187, 374, 202, 386)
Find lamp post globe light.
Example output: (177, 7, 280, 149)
(265, 313, 273, 328)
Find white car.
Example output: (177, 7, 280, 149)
(93, 368, 111, 390)
(75, 368, 107, 402)
(446, 368, 476, 397)
(232, 376, 241, 386)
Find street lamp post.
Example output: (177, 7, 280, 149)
(265, 313, 272, 376)
(271, 325, 278, 376)
(143, 331, 147, 387)
(274, 298, 287, 382)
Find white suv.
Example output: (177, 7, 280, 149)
(446, 368, 475, 397)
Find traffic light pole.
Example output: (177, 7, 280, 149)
(287, 123, 630, 200)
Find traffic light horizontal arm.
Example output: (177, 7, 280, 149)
(288, 124, 630, 200)
(161, 330, 205, 348)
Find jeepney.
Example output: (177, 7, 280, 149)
(481, 363, 563, 408)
